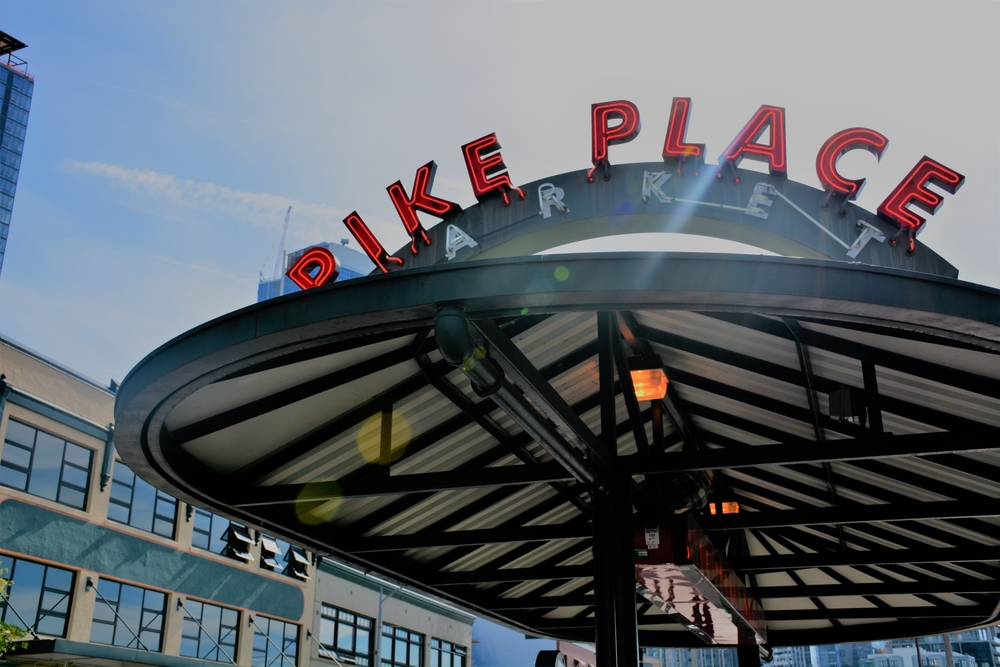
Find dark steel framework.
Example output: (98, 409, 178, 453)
(114, 253, 1000, 665)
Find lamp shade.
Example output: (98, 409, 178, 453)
(630, 368, 668, 401)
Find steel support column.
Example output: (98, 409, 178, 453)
(595, 313, 639, 667)
(738, 643, 762, 667)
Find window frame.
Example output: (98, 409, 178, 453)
(0, 553, 75, 638)
(108, 459, 177, 538)
(429, 639, 467, 667)
(1, 419, 94, 510)
(252, 615, 299, 667)
(380, 624, 424, 667)
(179, 598, 240, 663)
(318, 604, 373, 666)
(89, 577, 166, 651)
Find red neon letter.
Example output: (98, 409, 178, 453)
(662, 97, 704, 161)
(343, 211, 404, 274)
(387, 161, 461, 255)
(877, 156, 965, 236)
(719, 105, 787, 176)
(286, 246, 340, 291)
(590, 100, 641, 180)
(461, 133, 525, 205)
(815, 128, 889, 200)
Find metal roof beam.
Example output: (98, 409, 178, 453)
(701, 498, 1000, 529)
(729, 545, 1000, 571)
(230, 462, 574, 506)
(427, 564, 593, 586)
(624, 431, 998, 474)
(345, 521, 592, 553)
(470, 316, 616, 476)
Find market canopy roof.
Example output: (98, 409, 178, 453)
(114, 252, 1000, 648)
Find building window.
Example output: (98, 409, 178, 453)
(180, 599, 239, 663)
(252, 615, 298, 667)
(381, 624, 423, 667)
(430, 639, 466, 667)
(318, 604, 372, 665)
(108, 460, 177, 538)
(193, 508, 229, 553)
(90, 578, 166, 651)
(192, 509, 253, 562)
(0, 554, 73, 637)
(1, 419, 93, 509)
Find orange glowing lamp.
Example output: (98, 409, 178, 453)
(630, 367, 668, 401)
(709, 502, 740, 515)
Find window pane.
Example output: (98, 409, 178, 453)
(27, 432, 63, 500)
(4, 420, 35, 447)
(1, 556, 72, 637)
(1, 442, 31, 468)
(64, 443, 91, 468)
(0, 466, 27, 490)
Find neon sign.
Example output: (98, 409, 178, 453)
(322, 99, 966, 284)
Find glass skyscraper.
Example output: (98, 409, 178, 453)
(0, 30, 32, 278)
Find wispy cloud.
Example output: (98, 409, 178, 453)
(66, 161, 354, 241)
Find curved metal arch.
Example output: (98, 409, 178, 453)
(390, 161, 958, 279)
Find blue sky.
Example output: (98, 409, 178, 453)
(1, 1, 997, 390)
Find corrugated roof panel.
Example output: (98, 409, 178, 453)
(502, 538, 589, 570)
(830, 461, 954, 502)
(446, 485, 558, 532)
(635, 311, 801, 370)
(523, 502, 584, 527)
(672, 383, 817, 441)
(696, 418, 781, 446)
(555, 548, 593, 567)
(755, 463, 887, 506)
(817, 596, 877, 609)
(542, 606, 589, 619)
(166, 334, 416, 431)
(392, 422, 502, 475)
(184, 360, 420, 476)
(550, 357, 599, 407)
(915, 519, 1000, 547)
(725, 469, 832, 508)
(391, 384, 464, 443)
(544, 578, 592, 597)
(806, 346, 864, 388)
(260, 420, 368, 486)
(799, 321, 1000, 381)
(876, 366, 1000, 428)
(880, 411, 946, 435)
(877, 456, 1000, 499)
(649, 342, 810, 411)
(865, 521, 956, 549)
(512, 312, 597, 370)
(365, 487, 498, 537)
(500, 580, 551, 599)
(332, 494, 405, 527)
(762, 598, 818, 612)
(441, 542, 525, 573)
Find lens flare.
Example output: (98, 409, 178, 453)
(554, 266, 570, 281)
(295, 480, 343, 525)
(357, 411, 412, 465)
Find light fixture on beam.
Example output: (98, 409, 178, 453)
(709, 501, 740, 515)
(628, 355, 668, 401)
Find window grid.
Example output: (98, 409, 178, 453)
(0, 419, 93, 509)
(318, 604, 372, 666)
(180, 599, 239, 663)
(90, 578, 166, 651)
(192, 508, 230, 553)
(252, 615, 298, 667)
(430, 639, 466, 667)
(0, 553, 74, 637)
(381, 624, 423, 667)
(108, 460, 177, 538)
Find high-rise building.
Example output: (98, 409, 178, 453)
(0, 30, 32, 278)
(257, 240, 375, 302)
(772, 645, 813, 667)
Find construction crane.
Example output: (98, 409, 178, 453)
(272, 206, 292, 281)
